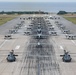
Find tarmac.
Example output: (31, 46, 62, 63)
(0, 14, 76, 75)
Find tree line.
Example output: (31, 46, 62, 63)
(57, 11, 76, 15)
(0, 11, 48, 14)
(0, 10, 76, 15)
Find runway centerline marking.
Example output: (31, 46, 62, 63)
(15, 45, 20, 49)
(59, 45, 63, 50)
(71, 40, 76, 46)
(0, 40, 7, 48)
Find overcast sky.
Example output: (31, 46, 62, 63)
(0, 0, 76, 2)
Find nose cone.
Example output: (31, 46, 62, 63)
(38, 33, 41, 36)
(38, 42, 41, 45)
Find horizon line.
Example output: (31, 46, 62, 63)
(0, 1, 76, 2)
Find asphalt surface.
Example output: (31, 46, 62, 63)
(0, 14, 76, 75)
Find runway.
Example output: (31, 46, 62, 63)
(0, 14, 76, 75)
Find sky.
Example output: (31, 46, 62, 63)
(0, 0, 76, 2)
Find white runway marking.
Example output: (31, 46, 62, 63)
(71, 40, 76, 46)
(59, 46, 63, 49)
(15, 45, 20, 49)
(0, 40, 7, 48)
(33, 14, 35, 17)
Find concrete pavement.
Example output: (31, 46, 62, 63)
(0, 14, 76, 75)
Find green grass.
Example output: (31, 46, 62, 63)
(0, 15, 19, 25)
(64, 17, 76, 24)
(0, 17, 14, 25)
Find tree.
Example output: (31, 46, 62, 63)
(57, 11, 67, 15)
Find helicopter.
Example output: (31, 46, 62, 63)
(49, 31, 57, 36)
(62, 30, 70, 34)
(4, 34, 12, 39)
(9, 29, 17, 34)
(66, 34, 76, 40)
(7, 50, 18, 62)
(60, 50, 72, 62)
